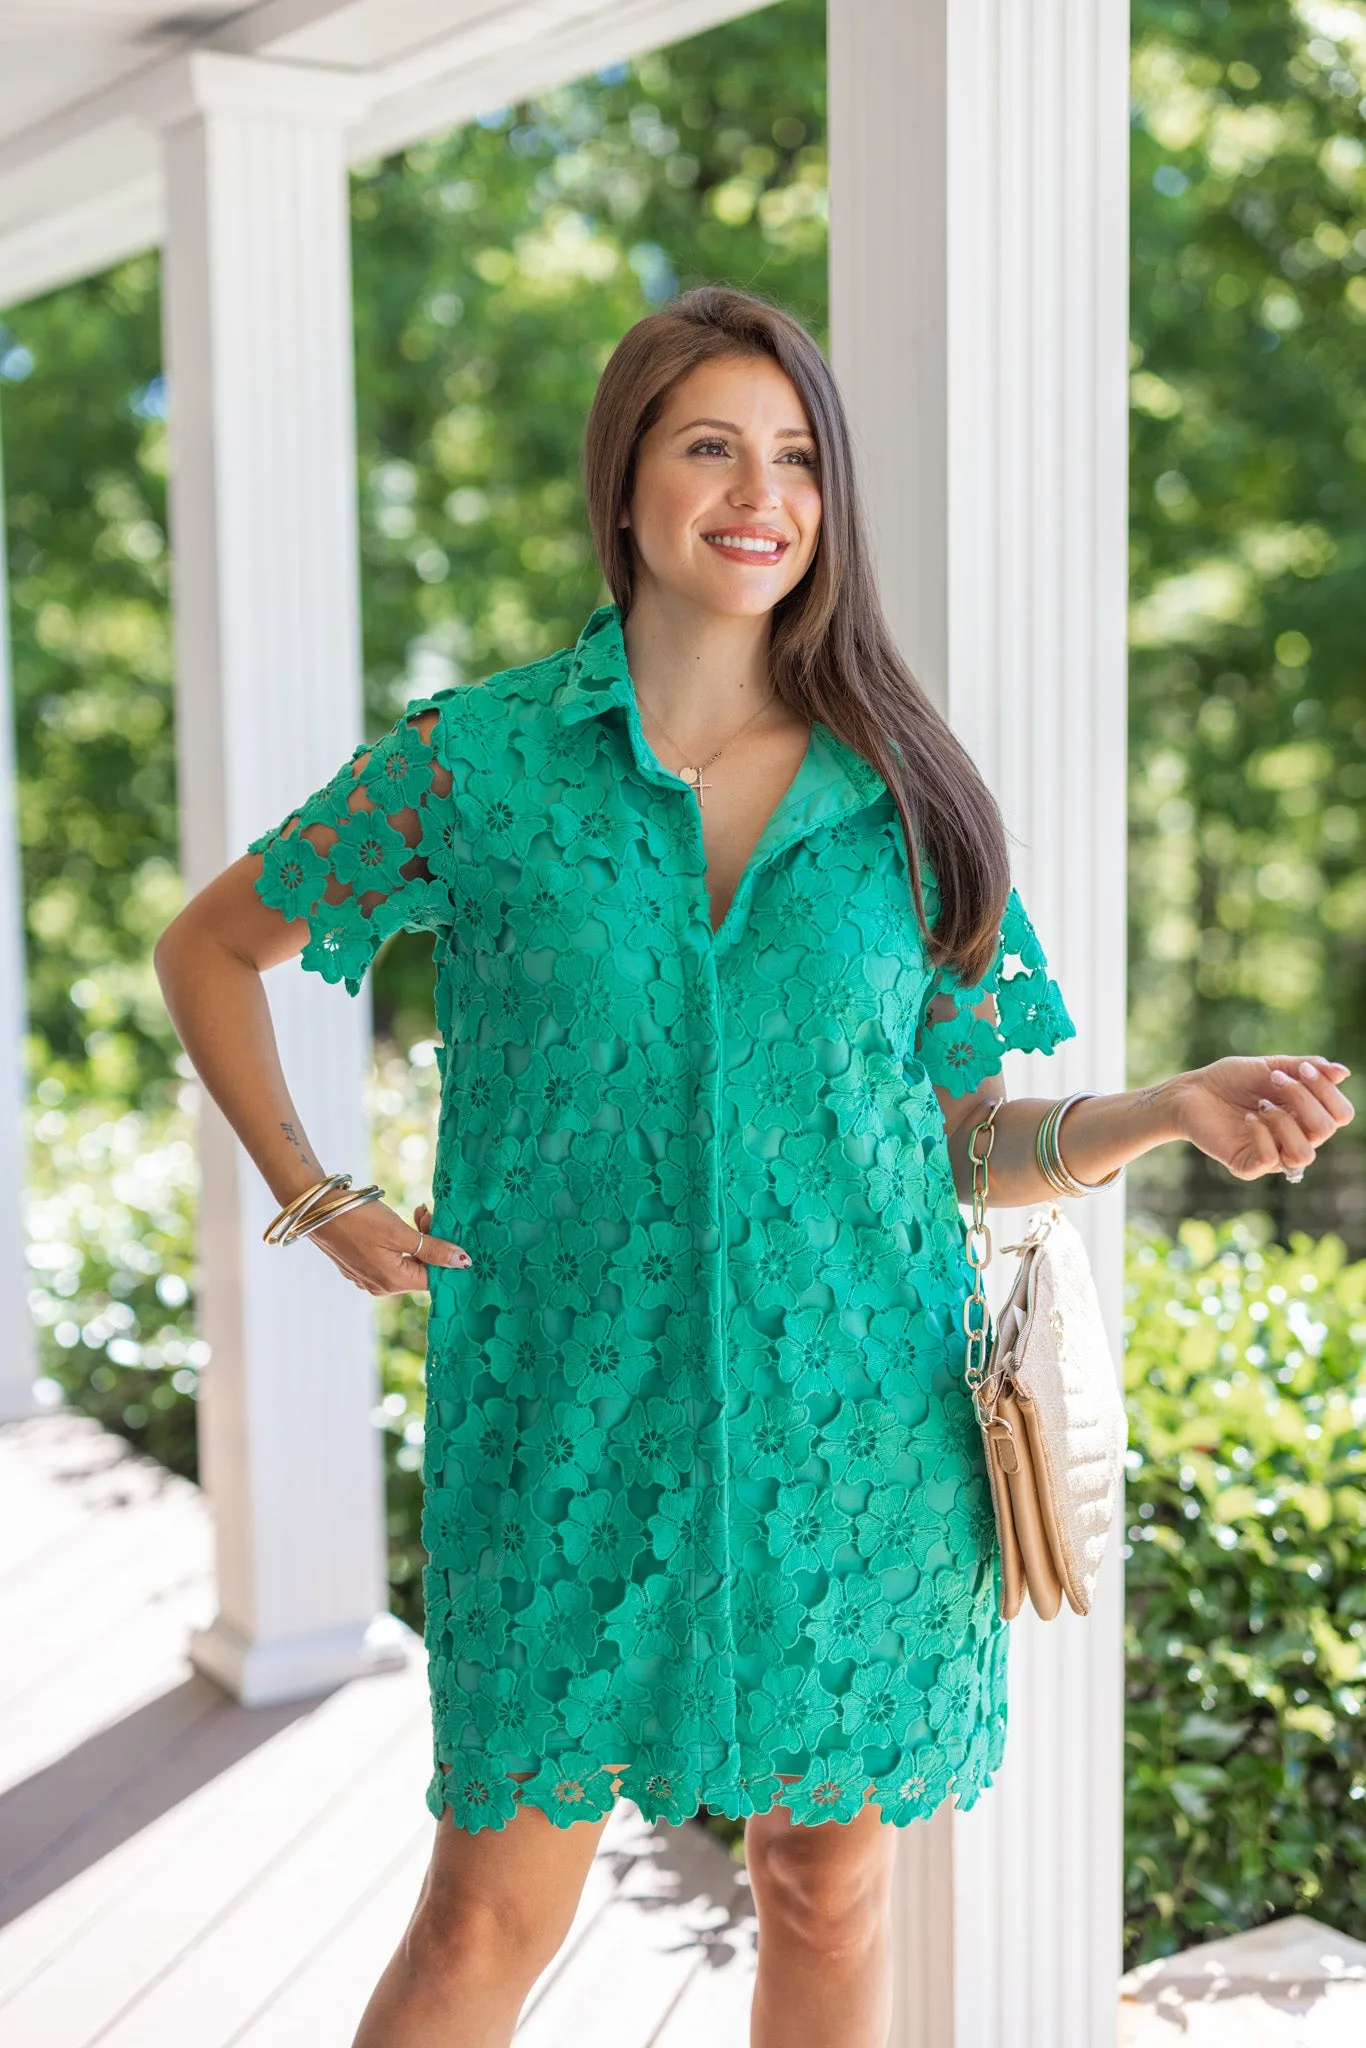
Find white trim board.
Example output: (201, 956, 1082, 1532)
(0, 0, 775, 308)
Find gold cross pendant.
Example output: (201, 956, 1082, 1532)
(681, 764, 712, 807)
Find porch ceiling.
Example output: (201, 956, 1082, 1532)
(0, 0, 770, 310)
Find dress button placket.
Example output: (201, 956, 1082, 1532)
(620, 704, 739, 1764)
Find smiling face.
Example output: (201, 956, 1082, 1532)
(621, 353, 823, 621)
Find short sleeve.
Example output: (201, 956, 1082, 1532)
(914, 886, 1077, 1097)
(247, 701, 453, 996)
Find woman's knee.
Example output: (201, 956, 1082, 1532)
(747, 1814, 897, 1959)
(406, 1791, 595, 1990)
(405, 1868, 564, 1989)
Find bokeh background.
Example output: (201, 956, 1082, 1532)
(3, 0, 1366, 1967)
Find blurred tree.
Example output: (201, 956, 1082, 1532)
(1125, 0, 1366, 1246)
(1, 257, 177, 1109)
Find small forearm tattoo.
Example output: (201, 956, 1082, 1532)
(1133, 1087, 1165, 1111)
(280, 1120, 319, 1172)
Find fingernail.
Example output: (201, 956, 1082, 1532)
(1270, 1069, 1294, 1085)
(1258, 1098, 1277, 1112)
(1299, 1062, 1320, 1081)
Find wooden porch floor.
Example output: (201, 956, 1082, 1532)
(0, 1409, 757, 2047)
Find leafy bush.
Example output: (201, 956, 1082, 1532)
(21, 1043, 442, 1632)
(25, 1075, 202, 1472)
(1123, 1214, 1366, 1965)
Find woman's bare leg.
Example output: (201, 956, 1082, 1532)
(745, 1780, 899, 2048)
(351, 1770, 612, 2048)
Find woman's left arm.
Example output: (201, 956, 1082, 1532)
(938, 1055, 1355, 1206)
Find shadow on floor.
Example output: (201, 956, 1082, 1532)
(0, 1674, 335, 1928)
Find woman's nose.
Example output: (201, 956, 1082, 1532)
(728, 460, 781, 510)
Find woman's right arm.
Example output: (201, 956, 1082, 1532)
(153, 855, 469, 1293)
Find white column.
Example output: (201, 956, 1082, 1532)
(829, 5, 1130, 2045)
(0, 400, 39, 1422)
(154, 55, 412, 1705)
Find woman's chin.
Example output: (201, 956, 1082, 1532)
(659, 566, 799, 620)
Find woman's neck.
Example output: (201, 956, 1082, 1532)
(620, 586, 776, 737)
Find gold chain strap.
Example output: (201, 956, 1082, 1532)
(962, 1097, 1005, 1397)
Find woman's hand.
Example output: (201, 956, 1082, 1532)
(1168, 1055, 1354, 1181)
(306, 1197, 471, 1296)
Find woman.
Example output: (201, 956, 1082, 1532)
(155, 285, 1353, 2048)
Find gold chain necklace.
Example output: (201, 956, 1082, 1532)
(636, 689, 776, 808)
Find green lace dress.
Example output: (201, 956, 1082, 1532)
(249, 602, 1076, 1834)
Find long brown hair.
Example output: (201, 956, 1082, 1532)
(582, 285, 1009, 986)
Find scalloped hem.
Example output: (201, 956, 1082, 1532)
(425, 1733, 1005, 1835)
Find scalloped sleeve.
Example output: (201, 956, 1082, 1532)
(247, 701, 453, 996)
(914, 885, 1077, 1097)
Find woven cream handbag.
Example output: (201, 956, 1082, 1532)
(960, 1100, 1128, 1620)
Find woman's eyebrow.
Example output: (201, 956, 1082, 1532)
(672, 417, 813, 438)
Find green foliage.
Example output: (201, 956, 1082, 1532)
(1123, 1211, 1366, 1964)
(24, 1068, 200, 1471)
(1, 256, 178, 1105)
(1126, 0, 1366, 1233)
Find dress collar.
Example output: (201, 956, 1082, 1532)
(551, 602, 889, 817)
(550, 602, 639, 725)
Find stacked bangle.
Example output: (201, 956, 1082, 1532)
(286, 1183, 384, 1241)
(263, 1173, 384, 1246)
(1035, 1093, 1123, 1198)
(263, 1173, 350, 1244)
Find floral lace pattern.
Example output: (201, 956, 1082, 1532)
(249, 603, 1076, 1834)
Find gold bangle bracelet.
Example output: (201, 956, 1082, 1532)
(1057, 1095, 1124, 1191)
(1037, 1094, 1123, 1196)
(263, 1173, 351, 1245)
(1040, 1099, 1084, 1196)
(1040, 1097, 1092, 1196)
(284, 1185, 384, 1244)
(1034, 1109, 1072, 1197)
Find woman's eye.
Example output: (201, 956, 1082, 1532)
(684, 439, 818, 467)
